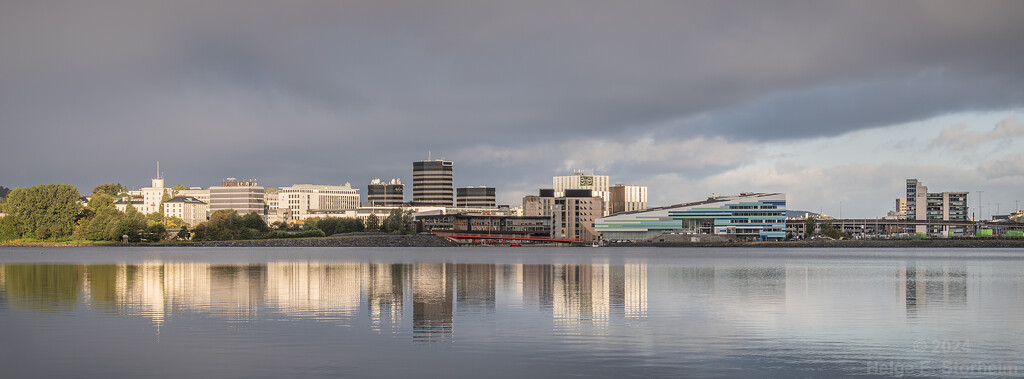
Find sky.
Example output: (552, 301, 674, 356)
(1, 0, 1023, 219)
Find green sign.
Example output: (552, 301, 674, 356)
(580, 176, 593, 186)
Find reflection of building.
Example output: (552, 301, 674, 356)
(265, 262, 362, 320)
(898, 264, 967, 316)
(553, 264, 610, 331)
(456, 264, 496, 312)
(367, 263, 404, 331)
(413, 263, 454, 341)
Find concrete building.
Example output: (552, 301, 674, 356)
(413, 160, 454, 207)
(905, 179, 968, 235)
(367, 178, 404, 207)
(523, 189, 557, 218)
(417, 214, 551, 238)
(163, 196, 208, 226)
(457, 186, 496, 208)
(176, 187, 210, 205)
(553, 171, 610, 216)
(114, 198, 145, 213)
(609, 184, 647, 214)
(596, 193, 787, 242)
(278, 184, 360, 222)
(555, 189, 604, 242)
(208, 178, 265, 216)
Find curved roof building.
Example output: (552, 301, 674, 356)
(595, 193, 786, 241)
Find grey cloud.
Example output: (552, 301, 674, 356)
(2, 0, 1024, 199)
(932, 117, 1024, 151)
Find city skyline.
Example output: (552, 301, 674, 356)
(2, 1, 1023, 218)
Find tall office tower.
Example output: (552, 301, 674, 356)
(368, 178, 405, 207)
(413, 160, 454, 206)
(456, 186, 496, 208)
(208, 178, 266, 216)
(553, 171, 611, 216)
(609, 184, 648, 214)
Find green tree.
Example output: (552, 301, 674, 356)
(241, 212, 268, 232)
(803, 217, 817, 239)
(0, 184, 82, 240)
(365, 213, 380, 231)
(383, 209, 411, 234)
(177, 225, 191, 240)
(92, 183, 127, 197)
(819, 220, 849, 240)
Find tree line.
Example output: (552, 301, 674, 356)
(0, 183, 414, 243)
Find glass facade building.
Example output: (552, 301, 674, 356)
(595, 193, 787, 241)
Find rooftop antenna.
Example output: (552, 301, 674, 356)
(429, 151, 432, 160)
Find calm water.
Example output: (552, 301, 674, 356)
(1, 247, 1023, 378)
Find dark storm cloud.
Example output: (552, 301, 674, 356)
(1, 0, 1023, 199)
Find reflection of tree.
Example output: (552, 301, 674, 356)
(86, 265, 120, 308)
(3, 264, 82, 310)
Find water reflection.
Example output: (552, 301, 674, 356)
(0, 261, 652, 342)
(0, 259, 1010, 346)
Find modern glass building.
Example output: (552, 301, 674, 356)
(595, 193, 786, 241)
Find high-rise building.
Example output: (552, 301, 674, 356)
(905, 179, 968, 235)
(413, 160, 454, 207)
(555, 189, 604, 242)
(368, 178, 405, 207)
(208, 178, 266, 216)
(456, 186, 496, 208)
(609, 184, 647, 214)
(553, 171, 610, 216)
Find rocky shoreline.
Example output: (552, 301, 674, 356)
(156, 233, 461, 248)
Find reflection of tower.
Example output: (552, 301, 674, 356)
(624, 263, 647, 319)
(209, 264, 267, 321)
(413, 263, 454, 341)
(900, 263, 968, 316)
(553, 264, 609, 331)
(456, 264, 496, 312)
(265, 262, 362, 322)
(522, 264, 554, 309)
(367, 263, 404, 331)
(497, 264, 523, 306)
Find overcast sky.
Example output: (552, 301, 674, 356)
(2, 1, 1023, 218)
